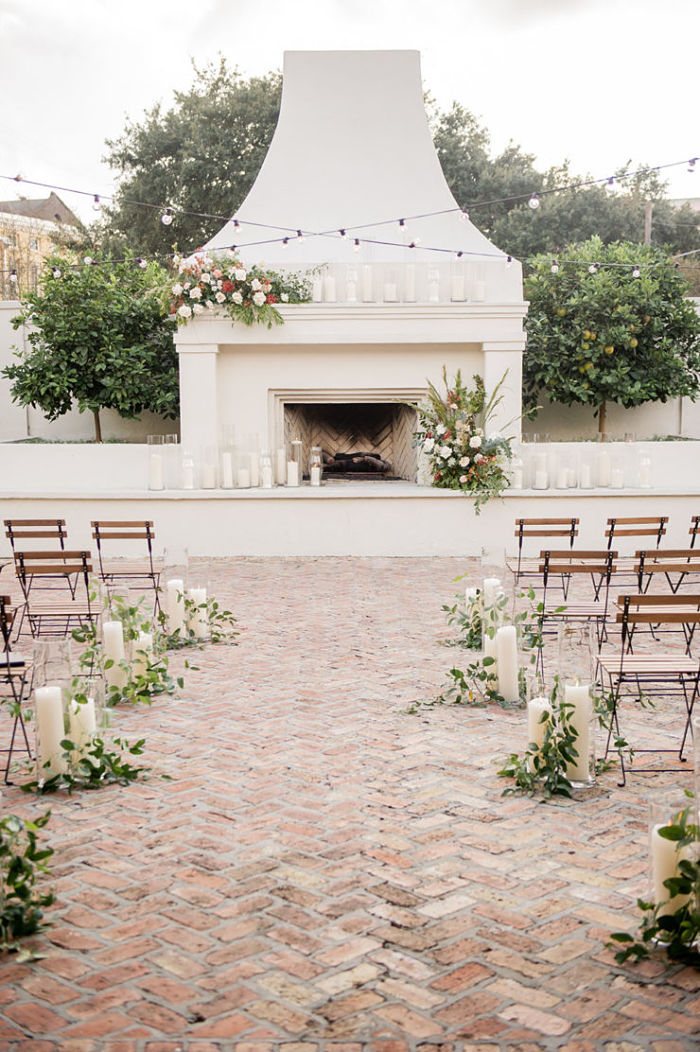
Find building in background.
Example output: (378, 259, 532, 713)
(0, 191, 81, 299)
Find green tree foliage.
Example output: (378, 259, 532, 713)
(523, 237, 700, 434)
(4, 254, 178, 441)
(100, 58, 282, 257)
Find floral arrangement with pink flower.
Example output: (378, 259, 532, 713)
(168, 251, 311, 328)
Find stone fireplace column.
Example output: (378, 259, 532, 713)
(481, 342, 524, 442)
(177, 343, 220, 453)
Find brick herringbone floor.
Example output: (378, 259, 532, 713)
(1, 557, 699, 1051)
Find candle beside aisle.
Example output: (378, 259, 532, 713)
(495, 625, 519, 702)
(103, 620, 128, 690)
(69, 695, 97, 755)
(132, 632, 154, 679)
(187, 588, 209, 640)
(563, 682, 593, 783)
(527, 696, 551, 752)
(35, 686, 67, 777)
(166, 578, 186, 634)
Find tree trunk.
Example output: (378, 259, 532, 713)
(598, 401, 607, 438)
(93, 409, 103, 443)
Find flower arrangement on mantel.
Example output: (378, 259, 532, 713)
(413, 369, 515, 513)
(168, 251, 311, 328)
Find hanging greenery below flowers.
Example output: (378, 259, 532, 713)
(413, 369, 518, 513)
(168, 251, 311, 328)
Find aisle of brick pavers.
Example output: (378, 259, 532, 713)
(1, 556, 699, 1051)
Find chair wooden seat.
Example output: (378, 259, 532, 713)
(634, 549, 700, 594)
(14, 550, 97, 637)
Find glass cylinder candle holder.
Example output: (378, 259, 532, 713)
(526, 668, 551, 765)
(287, 439, 302, 486)
(147, 434, 165, 491)
(185, 569, 210, 642)
(346, 266, 358, 303)
(610, 455, 625, 489)
(200, 445, 218, 489)
(637, 450, 653, 489)
(235, 451, 251, 489)
(181, 450, 196, 490)
(309, 446, 323, 487)
(67, 676, 105, 771)
(164, 433, 179, 488)
(161, 547, 189, 638)
(428, 267, 440, 303)
(595, 443, 612, 487)
(557, 622, 596, 787)
(260, 450, 274, 489)
(32, 639, 73, 783)
(383, 269, 399, 302)
(649, 791, 698, 919)
(220, 445, 235, 489)
(578, 451, 595, 489)
(510, 454, 524, 490)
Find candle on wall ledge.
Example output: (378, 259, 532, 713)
(428, 268, 440, 303)
(236, 467, 251, 488)
(276, 448, 286, 485)
(181, 453, 195, 490)
(260, 451, 274, 489)
(383, 282, 398, 302)
(450, 275, 465, 301)
(248, 452, 260, 487)
(149, 452, 164, 490)
(596, 451, 611, 487)
(221, 451, 234, 489)
(404, 264, 416, 302)
(35, 685, 67, 777)
(611, 466, 625, 488)
(312, 276, 323, 302)
(362, 265, 374, 301)
(286, 460, 300, 486)
(200, 462, 216, 489)
(473, 280, 486, 302)
(579, 463, 593, 489)
(323, 274, 336, 301)
(346, 268, 357, 303)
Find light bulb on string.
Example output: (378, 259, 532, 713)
(632, 265, 641, 278)
(506, 256, 513, 268)
(52, 267, 61, 279)
(296, 229, 304, 242)
(454, 250, 464, 261)
(281, 237, 289, 248)
(605, 177, 615, 195)
(339, 228, 347, 239)
(460, 210, 469, 222)
(550, 260, 559, 274)
(92, 195, 102, 212)
(9, 269, 18, 283)
(136, 257, 147, 269)
(588, 263, 598, 274)
(353, 238, 361, 252)
(527, 194, 540, 210)
(408, 241, 417, 249)
(160, 208, 173, 226)
(233, 219, 241, 231)
(689, 158, 697, 173)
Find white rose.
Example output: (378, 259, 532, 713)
(439, 444, 451, 459)
(172, 283, 183, 296)
(189, 287, 202, 300)
(252, 291, 266, 306)
(422, 437, 435, 453)
(215, 291, 226, 303)
(436, 424, 446, 436)
(183, 281, 191, 289)
(193, 303, 204, 314)
(250, 278, 262, 291)
(232, 291, 243, 304)
(448, 457, 456, 467)
(469, 435, 482, 449)
(234, 268, 247, 281)
(281, 292, 289, 303)
(177, 305, 192, 318)
(459, 456, 470, 467)
(459, 474, 468, 484)
(200, 273, 211, 284)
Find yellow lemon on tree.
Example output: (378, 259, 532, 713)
(629, 337, 638, 348)
(583, 329, 591, 339)
(604, 345, 615, 355)
(582, 341, 590, 350)
(557, 308, 566, 316)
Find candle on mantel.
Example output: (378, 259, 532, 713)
(166, 578, 185, 634)
(103, 620, 128, 690)
(597, 451, 611, 487)
(611, 466, 625, 489)
(310, 465, 322, 487)
(286, 460, 300, 487)
(236, 467, 251, 489)
(495, 625, 519, 702)
(200, 463, 216, 489)
(187, 588, 208, 640)
(473, 280, 486, 302)
(35, 685, 67, 777)
(312, 276, 323, 302)
(149, 452, 164, 490)
(404, 264, 416, 302)
(323, 274, 336, 302)
(275, 448, 286, 485)
(579, 463, 593, 489)
(248, 452, 260, 488)
(346, 270, 358, 303)
(563, 682, 592, 783)
(450, 275, 465, 301)
(182, 458, 195, 490)
(362, 265, 374, 302)
(383, 282, 398, 302)
(69, 694, 97, 754)
(261, 458, 273, 489)
(527, 696, 551, 752)
(132, 631, 154, 679)
(221, 452, 234, 489)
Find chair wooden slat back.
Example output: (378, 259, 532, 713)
(91, 521, 156, 569)
(4, 519, 68, 550)
(511, 517, 579, 578)
(14, 550, 92, 593)
(605, 516, 667, 550)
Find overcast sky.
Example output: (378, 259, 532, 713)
(1, 0, 698, 226)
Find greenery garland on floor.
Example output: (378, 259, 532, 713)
(0, 811, 54, 956)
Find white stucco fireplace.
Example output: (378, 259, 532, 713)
(174, 49, 527, 479)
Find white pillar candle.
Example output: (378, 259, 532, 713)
(236, 467, 251, 489)
(286, 461, 300, 487)
(261, 462, 273, 488)
(563, 683, 592, 783)
(404, 264, 416, 302)
(132, 631, 153, 679)
(651, 825, 692, 915)
(533, 470, 549, 490)
(310, 465, 321, 487)
(555, 467, 568, 489)
(639, 459, 651, 487)
(428, 270, 440, 303)
(149, 452, 164, 490)
(248, 452, 260, 487)
(103, 620, 128, 690)
(383, 282, 398, 302)
(312, 277, 323, 302)
(182, 461, 195, 490)
(511, 463, 523, 489)
(579, 463, 593, 489)
(451, 275, 465, 301)
(566, 468, 577, 488)
(346, 269, 357, 303)
(483, 629, 498, 673)
(69, 695, 97, 752)
(35, 686, 67, 776)
(221, 451, 234, 489)
(611, 467, 625, 488)
(362, 265, 373, 301)
(275, 448, 286, 485)
(495, 625, 519, 703)
(166, 578, 185, 634)
(527, 696, 551, 751)
(473, 280, 486, 302)
(322, 275, 336, 301)
(200, 463, 216, 489)
(187, 587, 208, 639)
(482, 577, 501, 613)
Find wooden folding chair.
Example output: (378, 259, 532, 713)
(0, 595, 33, 782)
(91, 521, 162, 612)
(536, 549, 618, 674)
(634, 548, 700, 596)
(601, 516, 668, 596)
(689, 516, 700, 549)
(597, 593, 700, 784)
(14, 550, 96, 637)
(4, 518, 75, 598)
(508, 518, 579, 594)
